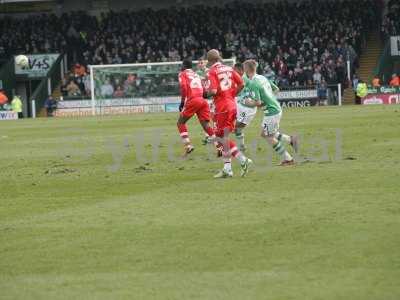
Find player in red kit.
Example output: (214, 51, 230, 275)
(205, 49, 252, 178)
(177, 59, 215, 155)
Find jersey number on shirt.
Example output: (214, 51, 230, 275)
(188, 74, 202, 89)
(218, 72, 232, 91)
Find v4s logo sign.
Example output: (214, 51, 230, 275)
(29, 58, 51, 70)
(14, 54, 59, 77)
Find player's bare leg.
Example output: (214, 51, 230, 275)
(235, 121, 247, 152)
(177, 116, 194, 155)
(262, 131, 294, 166)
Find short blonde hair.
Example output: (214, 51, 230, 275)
(243, 59, 258, 71)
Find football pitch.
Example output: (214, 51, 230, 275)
(1, 105, 399, 299)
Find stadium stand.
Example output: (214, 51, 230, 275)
(381, 0, 400, 40)
(0, 0, 381, 99)
(379, 0, 400, 82)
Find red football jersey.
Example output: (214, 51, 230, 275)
(178, 69, 204, 101)
(207, 62, 243, 110)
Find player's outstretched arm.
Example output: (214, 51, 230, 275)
(233, 70, 244, 95)
(178, 73, 187, 111)
(179, 97, 185, 112)
(204, 69, 218, 98)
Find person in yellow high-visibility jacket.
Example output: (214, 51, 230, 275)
(355, 80, 368, 105)
(11, 95, 23, 118)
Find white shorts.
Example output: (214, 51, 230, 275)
(261, 111, 282, 136)
(236, 104, 257, 125)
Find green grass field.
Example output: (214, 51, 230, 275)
(1, 105, 400, 300)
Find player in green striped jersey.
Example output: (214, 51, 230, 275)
(234, 62, 281, 152)
(239, 60, 299, 166)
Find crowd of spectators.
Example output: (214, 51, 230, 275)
(381, 0, 400, 39)
(380, 0, 400, 84)
(1, 0, 381, 98)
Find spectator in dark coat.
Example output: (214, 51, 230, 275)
(45, 95, 57, 117)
